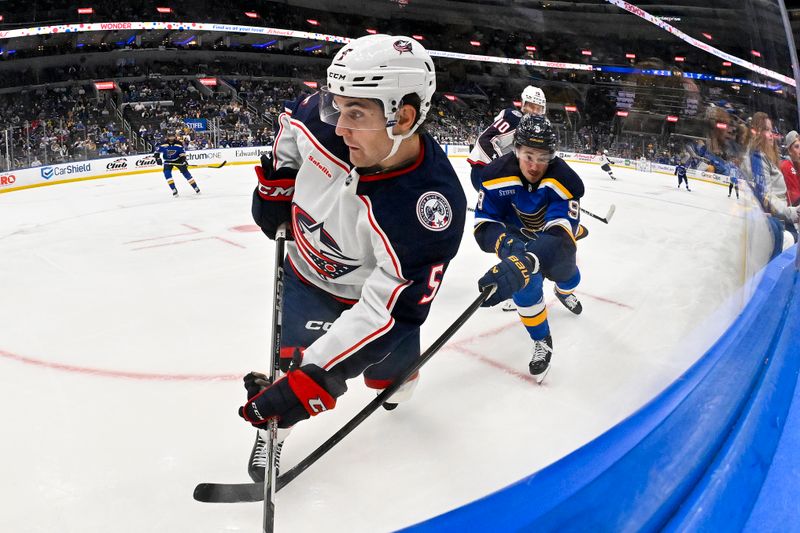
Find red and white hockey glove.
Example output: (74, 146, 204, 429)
(251, 155, 298, 240)
(238, 364, 347, 429)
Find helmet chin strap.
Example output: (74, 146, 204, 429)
(380, 111, 421, 163)
(381, 129, 411, 162)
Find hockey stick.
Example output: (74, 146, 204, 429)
(262, 224, 287, 533)
(193, 284, 497, 504)
(468, 205, 615, 225)
(188, 160, 227, 169)
(580, 204, 615, 224)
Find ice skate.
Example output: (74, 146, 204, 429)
(529, 335, 553, 384)
(554, 287, 582, 315)
(248, 432, 283, 482)
(380, 375, 419, 411)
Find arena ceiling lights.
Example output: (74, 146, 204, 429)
(604, 0, 794, 86)
(0, 18, 790, 88)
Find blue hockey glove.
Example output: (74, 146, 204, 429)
(478, 253, 539, 307)
(494, 231, 527, 259)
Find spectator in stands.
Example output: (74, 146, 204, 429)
(744, 112, 799, 255)
(779, 130, 800, 207)
(685, 105, 741, 175)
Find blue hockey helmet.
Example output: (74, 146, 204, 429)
(514, 114, 556, 153)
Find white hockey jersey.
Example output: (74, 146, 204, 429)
(271, 93, 467, 372)
(467, 107, 523, 167)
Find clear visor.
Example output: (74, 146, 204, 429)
(319, 87, 390, 131)
(515, 146, 553, 165)
(521, 102, 546, 116)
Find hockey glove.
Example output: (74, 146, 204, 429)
(494, 230, 527, 260)
(252, 157, 298, 240)
(239, 364, 347, 429)
(153, 154, 162, 166)
(478, 253, 539, 307)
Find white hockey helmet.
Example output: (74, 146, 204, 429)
(521, 86, 547, 109)
(321, 34, 436, 159)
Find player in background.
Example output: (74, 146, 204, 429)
(242, 34, 466, 481)
(467, 85, 547, 191)
(153, 130, 201, 197)
(675, 161, 691, 191)
(599, 150, 617, 180)
(728, 158, 740, 199)
(473, 115, 585, 383)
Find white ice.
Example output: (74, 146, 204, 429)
(0, 158, 765, 532)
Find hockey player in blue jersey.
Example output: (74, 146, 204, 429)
(241, 34, 466, 480)
(675, 161, 691, 191)
(153, 130, 200, 196)
(467, 85, 547, 191)
(474, 114, 585, 383)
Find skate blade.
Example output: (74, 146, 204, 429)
(535, 365, 551, 385)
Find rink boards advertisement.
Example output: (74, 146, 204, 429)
(1, 145, 731, 194)
(0, 146, 271, 194)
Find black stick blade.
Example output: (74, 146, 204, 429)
(193, 481, 265, 503)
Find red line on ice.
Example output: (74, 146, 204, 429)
(131, 236, 219, 250)
(0, 349, 240, 382)
(123, 227, 202, 244)
(450, 344, 539, 385)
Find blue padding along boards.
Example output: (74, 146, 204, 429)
(404, 249, 797, 533)
(742, 269, 800, 533)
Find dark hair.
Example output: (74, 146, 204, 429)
(399, 93, 425, 134)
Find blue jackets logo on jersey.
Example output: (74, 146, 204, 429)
(416, 192, 452, 231)
(293, 205, 360, 280)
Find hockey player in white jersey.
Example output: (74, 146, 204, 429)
(599, 149, 617, 180)
(241, 34, 467, 481)
(467, 85, 547, 191)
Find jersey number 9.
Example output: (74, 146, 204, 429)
(568, 200, 580, 220)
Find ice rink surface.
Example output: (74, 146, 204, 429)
(0, 158, 757, 532)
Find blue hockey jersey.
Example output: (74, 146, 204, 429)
(473, 152, 584, 279)
(154, 141, 187, 163)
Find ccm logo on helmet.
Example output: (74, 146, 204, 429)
(329, 72, 347, 80)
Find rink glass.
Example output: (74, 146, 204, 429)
(0, 1, 798, 532)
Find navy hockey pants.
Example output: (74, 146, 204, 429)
(280, 264, 421, 391)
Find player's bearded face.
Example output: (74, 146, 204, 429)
(329, 95, 393, 168)
(516, 146, 551, 183)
